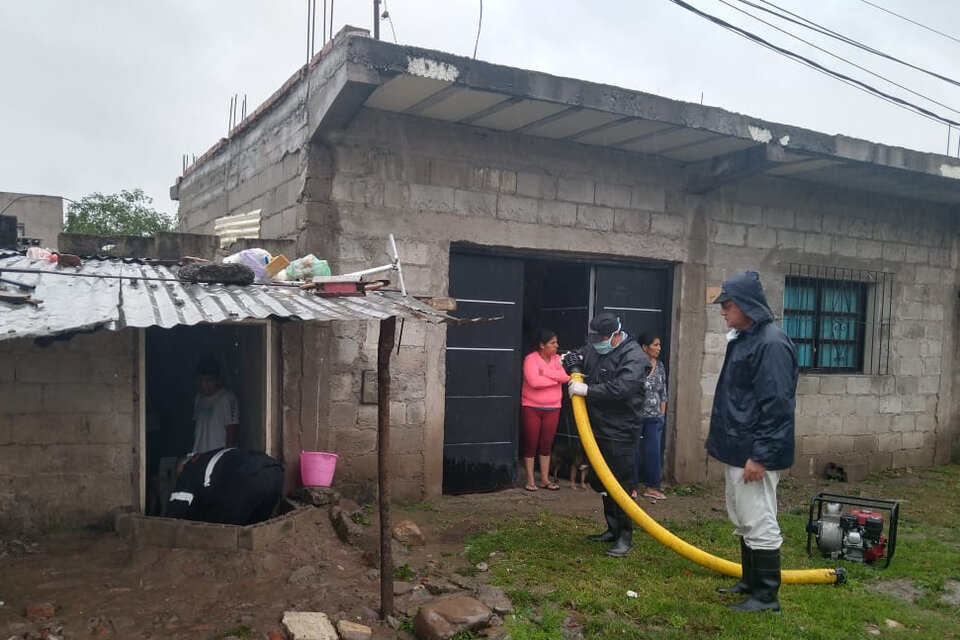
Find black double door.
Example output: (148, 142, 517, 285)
(443, 251, 671, 494)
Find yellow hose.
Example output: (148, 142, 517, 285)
(569, 372, 842, 585)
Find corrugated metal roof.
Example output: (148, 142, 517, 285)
(0, 254, 455, 341)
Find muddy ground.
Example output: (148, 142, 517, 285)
(0, 473, 875, 640)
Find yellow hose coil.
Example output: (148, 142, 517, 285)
(568, 372, 842, 585)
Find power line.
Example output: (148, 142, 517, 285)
(381, 0, 398, 44)
(740, 0, 960, 89)
(473, 0, 483, 59)
(855, 0, 960, 46)
(720, 0, 960, 117)
(664, 0, 960, 128)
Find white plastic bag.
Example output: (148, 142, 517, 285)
(223, 248, 272, 281)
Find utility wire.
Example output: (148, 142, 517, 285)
(740, 0, 960, 89)
(665, 0, 960, 128)
(383, 0, 398, 43)
(720, 0, 960, 117)
(855, 0, 960, 46)
(473, 0, 483, 59)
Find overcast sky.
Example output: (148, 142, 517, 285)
(2, 0, 959, 218)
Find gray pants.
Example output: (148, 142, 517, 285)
(724, 464, 782, 550)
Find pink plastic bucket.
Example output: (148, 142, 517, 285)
(300, 451, 339, 487)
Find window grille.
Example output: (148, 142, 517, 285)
(783, 264, 893, 375)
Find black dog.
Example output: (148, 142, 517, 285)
(551, 437, 590, 490)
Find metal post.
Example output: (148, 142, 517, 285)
(377, 315, 396, 618)
(374, 0, 381, 40)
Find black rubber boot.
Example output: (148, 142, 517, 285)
(717, 538, 752, 595)
(604, 508, 633, 557)
(729, 547, 781, 613)
(587, 495, 618, 543)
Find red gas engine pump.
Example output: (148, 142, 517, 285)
(806, 493, 899, 568)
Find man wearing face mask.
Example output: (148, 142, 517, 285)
(563, 312, 649, 557)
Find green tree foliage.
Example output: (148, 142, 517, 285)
(64, 189, 175, 236)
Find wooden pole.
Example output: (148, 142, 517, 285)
(377, 315, 396, 618)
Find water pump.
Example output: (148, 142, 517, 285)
(806, 493, 899, 568)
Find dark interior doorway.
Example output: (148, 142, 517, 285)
(522, 259, 590, 355)
(444, 249, 672, 494)
(144, 323, 267, 515)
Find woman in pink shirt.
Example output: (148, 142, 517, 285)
(520, 329, 571, 491)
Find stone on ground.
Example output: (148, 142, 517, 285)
(295, 486, 340, 507)
(330, 499, 366, 546)
(413, 595, 492, 640)
(392, 520, 426, 546)
(281, 611, 337, 640)
(477, 584, 513, 614)
(336, 619, 373, 640)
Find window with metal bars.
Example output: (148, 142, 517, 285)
(783, 264, 893, 375)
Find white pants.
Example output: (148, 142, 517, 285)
(724, 464, 782, 550)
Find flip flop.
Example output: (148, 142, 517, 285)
(524, 484, 538, 492)
(541, 483, 560, 491)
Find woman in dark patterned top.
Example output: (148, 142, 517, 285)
(634, 332, 667, 500)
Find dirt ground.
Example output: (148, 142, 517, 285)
(0, 473, 858, 640)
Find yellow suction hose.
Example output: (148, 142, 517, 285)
(568, 372, 842, 585)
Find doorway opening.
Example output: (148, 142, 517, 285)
(143, 322, 269, 515)
(444, 249, 672, 494)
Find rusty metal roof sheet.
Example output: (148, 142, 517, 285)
(0, 254, 456, 341)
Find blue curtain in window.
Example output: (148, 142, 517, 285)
(818, 285, 858, 368)
(783, 282, 815, 367)
(783, 281, 859, 370)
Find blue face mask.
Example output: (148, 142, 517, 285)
(592, 321, 622, 355)
(593, 337, 614, 355)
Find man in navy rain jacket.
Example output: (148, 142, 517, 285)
(707, 270, 797, 613)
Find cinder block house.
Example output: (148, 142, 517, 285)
(0, 239, 452, 532)
(4, 28, 959, 532)
(174, 27, 960, 495)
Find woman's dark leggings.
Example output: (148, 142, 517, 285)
(634, 416, 664, 490)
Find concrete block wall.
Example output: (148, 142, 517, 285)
(278, 320, 333, 497)
(314, 108, 709, 496)
(699, 178, 959, 479)
(173, 96, 960, 493)
(176, 81, 309, 240)
(327, 110, 959, 488)
(0, 330, 139, 533)
(0, 192, 63, 249)
(324, 110, 690, 267)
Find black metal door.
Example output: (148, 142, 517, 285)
(444, 252, 524, 493)
(594, 265, 672, 367)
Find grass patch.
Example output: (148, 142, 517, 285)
(210, 625, 251, 639)
(465, 465, 960, 639)
(665, 483, 709, 497)
(394, 563, 415, 581)
(399, 501, 439, 512)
